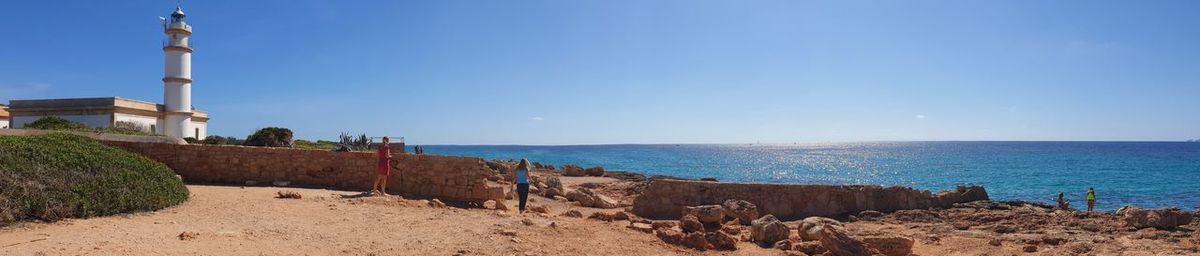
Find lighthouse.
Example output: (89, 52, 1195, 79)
(162, 5, 193, 138)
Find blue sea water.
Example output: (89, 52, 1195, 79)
(415, 142, 1200, 211)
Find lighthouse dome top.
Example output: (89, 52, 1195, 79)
(171, 6, 186, 18)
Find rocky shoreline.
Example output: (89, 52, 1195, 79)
(483, 159, 1200, 255)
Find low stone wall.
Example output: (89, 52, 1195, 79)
(102, 141, 507, 203)
(632, 179, 988, 220)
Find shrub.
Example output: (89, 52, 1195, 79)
(24, 116, 88, 130)
(201, 135, 243, 145)
(182, 137, 200, 144)
(22, 117, 157, 136)
(244, 127, 293, 147)
(338, 132, 373, 151)
(0, 133, 189, 224)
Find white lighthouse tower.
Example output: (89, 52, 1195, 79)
(162, 5, 193, 138)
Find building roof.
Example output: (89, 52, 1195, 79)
(7, 97, 208, 121)
(0, 105, 9, 118)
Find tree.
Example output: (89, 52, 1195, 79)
(244, 127, 294, 147)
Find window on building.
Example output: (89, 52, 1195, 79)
(195, 128, 199, 138)
(150, 125, 156, 134)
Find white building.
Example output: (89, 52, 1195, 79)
(3, 5, 208, 139)
(0, 105, 10, 129)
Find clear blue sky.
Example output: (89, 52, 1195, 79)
(2, 1, 1198, 144)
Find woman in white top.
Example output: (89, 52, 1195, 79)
(514, 159, 531, 213)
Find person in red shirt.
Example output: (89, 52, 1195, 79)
(372, 137, 393, 196)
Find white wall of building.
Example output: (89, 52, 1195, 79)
(12, 115, 112, 129)
(113, 113, 159, 133)
(191, 121, 207, 139)
(0, 119, 9, 129)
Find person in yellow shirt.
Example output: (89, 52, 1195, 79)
(1086, 187, 1096, 212)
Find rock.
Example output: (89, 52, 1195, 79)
(706, 231, 738, 251)
(655, 228, 685, 245)
(589, 212, 616, 222)
(988, 239, 1002, 246)
(793, 241, 827, 255)
(1120, 207, 1193, 229)
(594, 194, 619, 209)
(483, 200, 499, 210)
(681, 215, 705, 233)
(799, 217, 843, 241)
(612, 211, 631, 221)
(561, 210, 583, 218)
(275, 190, 302, 199)
(562, 165, 586, 177)
(751, 214, 790, 246)
(856, 210, 884, 221)
(817, 226, 875, 256)
(553, 195, 568, 202)
(178, 231, 198, 241)
(720, 225, 742, 235)
(544, 188, 564, 199)
(566, 188, 598, 207)
(584, 166, 605, 176)
(530, 205, 550, 214)
(495, 201, 509, 211)
(952, 222, 971, 230)
(528, 185, 542, 195)
(722, 199, 760, 225)
(774, 239, 794, 250)
(1022, 245, 1038, 253)
(544, 176, 564, 197)
(683, 205, 726, 224)
(627, 223, 654, 233)
(860, 235, 913, 256)
(890, 209, 942, 222)
(499, 229, 518, 236)
(993, 225, 1017, 234)
(680, 232, 712, 251)
(429, 199, 447, 208)
(521, 218, 535, 226)
(1081, 223, 1103, 232)
(652, 221, 677, 230)
(1041, 233, 1069, 246)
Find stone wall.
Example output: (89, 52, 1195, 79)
(102, 141, 507, 203)
(632, 179, 988, 220)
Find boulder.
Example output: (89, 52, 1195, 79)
(544, 188, 564, 198)
(683, 205, 726, 224)
(594, 194, 620, 209)
(544, 176, 564, 194)
(483, 200, 499, 210)
(799, 217, 843, 241)
(530, 205, 551, 214)
(860, 235, 914, 256)
(584, 166, 606, 176)
(1120, 207, 1193, 229)
(562, 165, 586, 177)
(722, 199, 760, 225)
(706, 231, 738, 251)
(774, 239, 794, 250)
(680, 232, 712, 251)
(793, 241, 828, 255)
(681, 215, 705, 233)
(856, 210, 885, 221)
(751, 214, 790, 246)
(589, 212, 616, 222)
(655, 228, 684, 245)
(720, 225, 742, 235)
(817, 225, 875, 256)
(612, 211, 631, 221)
(566, 189, 597, 207)
(528, 185, 542, 195)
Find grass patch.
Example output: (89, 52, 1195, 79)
(0, 133, 188, 225)
(293, 139, 339, 150)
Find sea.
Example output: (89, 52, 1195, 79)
(412, 142, 1200, 211)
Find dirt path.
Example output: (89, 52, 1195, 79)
(0, 185, 777, 256)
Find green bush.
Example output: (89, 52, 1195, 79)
(22, 117, 158, 136)
(201, 135, 243, 145)
(0, 133, 189, 224)
(24, 116, 88, 130)
(244, 127, 293, 147)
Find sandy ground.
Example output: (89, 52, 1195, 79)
(0, 185, 778, 256)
